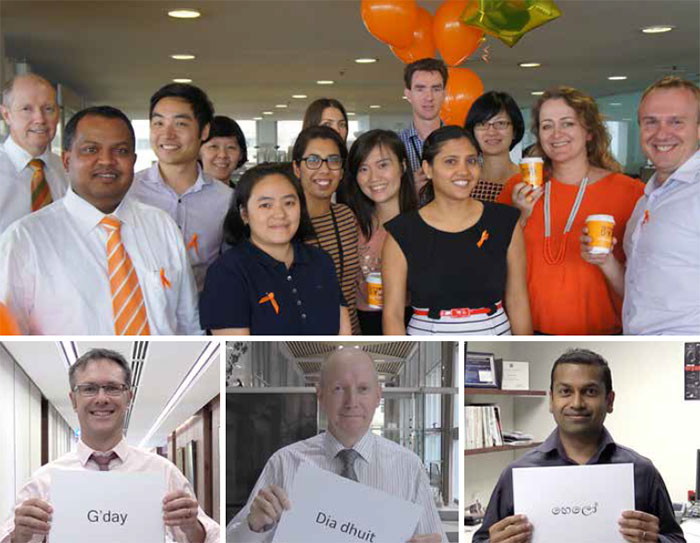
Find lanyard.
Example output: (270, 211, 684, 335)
(329, 206, 345, 284)
(543, 176, 588, 265)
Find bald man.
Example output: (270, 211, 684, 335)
(227, 348, 446, 543)
(0, 73, 68, 234)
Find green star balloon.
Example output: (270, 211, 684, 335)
(462, 0, 562, 47)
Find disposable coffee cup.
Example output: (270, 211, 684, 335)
(366, 273, 383, 309)
(586, 214, 615, 254)
(519, 157, 544, 188)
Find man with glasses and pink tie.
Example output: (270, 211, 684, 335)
(0, 348, 219, 543)
(0, 73, 68, 235)
(0, 105, 200, 335)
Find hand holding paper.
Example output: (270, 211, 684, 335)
(248, 485, 291, 532)
(488, 514, 532, 543)
(11, 498, 53, 543)
(163, 490, 204, 543)
(618, 510, 660, 542)
(407, 533, 442, 542)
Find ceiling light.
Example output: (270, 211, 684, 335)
(608, 76, 627, 81)
(609, 102, 622, 106)
(167, 9, 201, 18)
(139, 342, 219, 448)
(531, 91, 545, 96)
(172, 78, 192, 83)
(369, 104, 381, 109)
(347, 112, 356, 116)
(57, 341, 78, 369)
(355, 58, 378, 64)
(317, 80, 334, 85)
(641, 25, 674, 34)
(275, 104, 288, 108)
(263, 111, 274, 115)
(253, 117, 263, 121)
(292, 94, 307, 99)
(518, 62, 541, 68)
(170, 54, 196, 60)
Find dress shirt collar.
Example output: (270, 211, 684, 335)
(537, 427, 616, 464)
(145, 161, 213, 194)
(62, 187, 134, 235)
(77, 437, 129, 466)
(3, 134, 54, 172)
(322, 428, 375, 464)
(240, 239, 311, 269)
(646, 149, 700, 195)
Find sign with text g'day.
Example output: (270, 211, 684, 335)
(513, 463, 634, 543)
(273, 462, 423, 543)
(50, 470, 165, 543)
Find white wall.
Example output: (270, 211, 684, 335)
(465, 339, 700, 510)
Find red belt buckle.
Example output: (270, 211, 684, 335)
(449, 308, 470, 318)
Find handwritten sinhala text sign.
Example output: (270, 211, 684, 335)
(50, 470, 165, 543)
(273, 462, 423, 543)
(513, 463, 635, 543)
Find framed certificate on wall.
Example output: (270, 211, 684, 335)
(465, 351, 498, 388)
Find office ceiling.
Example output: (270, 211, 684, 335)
(4, 340, 219, 448)
(2, 0, 698, 120)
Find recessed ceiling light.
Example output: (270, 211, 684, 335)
(292, 94, 307, 99)
(355, 58, 378, 64)
(347, 112, 356, 116)
(622, 118, 633, 121)
(253, 116, 263, 121)
(263, 111, 274, 115)
(608, 76, 627, 81)
(172, 78, 192, 83)
(518, 62, 541, 68)
(641, 25, 674, 34)
(275, 104, 288, 108)
(369, 105, 381, 109)
(609, 102, 622, 106)
(171, 54, 196, 60)
(317, 80, 335, 85)
(531, 91, 545, 96)
(167, 9, 201, 18)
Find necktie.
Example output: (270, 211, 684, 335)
(28, 158, 52, 212)
(100, 216, 151, 335)
(336, 449, 360, 482)
(90, 451, 118, 471)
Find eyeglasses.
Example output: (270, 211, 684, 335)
(299, 154, 344, 170)
(73, 383, 129, 397)
(474, 120, 512, 132)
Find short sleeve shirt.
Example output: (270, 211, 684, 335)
(199, 240, 342, 335)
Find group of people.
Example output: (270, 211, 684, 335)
(0, 56, 698, 336)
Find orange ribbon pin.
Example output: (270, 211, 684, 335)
(642, 210, 650, 226)
(258, 292, 280, 315)
(160, 268, 171, 289)
(476, 229, 489, 248)
(186, 233, 199, 258)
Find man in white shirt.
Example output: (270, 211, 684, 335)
(397, 58, 447, 195)
(0, 348, 219, 543)
(583, 76, 700, 334)
(131, 83, 233, 291)
(227, 348, 446, 543)
(0, 105, 200, 334)
(0, 73, 68, 234)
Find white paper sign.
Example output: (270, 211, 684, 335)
(273, 462, 423, 543)
(50, 470, 166, 543)
(513, 463, 634, 543)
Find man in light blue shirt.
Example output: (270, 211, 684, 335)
(589, 76, 700, 334)
(130, 83, 233, 291)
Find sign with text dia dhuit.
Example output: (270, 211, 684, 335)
(51, 470, 165, 543)
(273, 462, 423, 543)
(513, 463, 634, 543)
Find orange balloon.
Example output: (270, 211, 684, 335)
(434, 0, 484, 66)
(390, 7, 435, 63)
(440, 67, 484, 125)
(360, 0, 418, 49)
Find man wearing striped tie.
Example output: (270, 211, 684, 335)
(0, 105, 201, 335)
(227, 348, 446, 543)
(0, 73, 68, 234)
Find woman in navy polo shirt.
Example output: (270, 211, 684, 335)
(199, 163, 351, 335)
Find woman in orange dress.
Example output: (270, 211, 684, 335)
(0, 302, 20, 335)
(497, 86, 644, 335)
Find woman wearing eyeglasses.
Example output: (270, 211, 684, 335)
(382, 125, 532, 335)
(464, 91, 525, 202)
(292, 125, 361, 334)
(199, 163, 351, 335)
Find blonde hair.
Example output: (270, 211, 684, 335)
(531, 86, 620, 172)
(640, 76, 700, 121)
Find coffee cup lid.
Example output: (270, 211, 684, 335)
(586, 214, 615, 224)
(520, 157, 543, 164)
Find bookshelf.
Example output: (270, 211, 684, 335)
(464, 388, 546, 397)
(464, 442, 543, 456)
